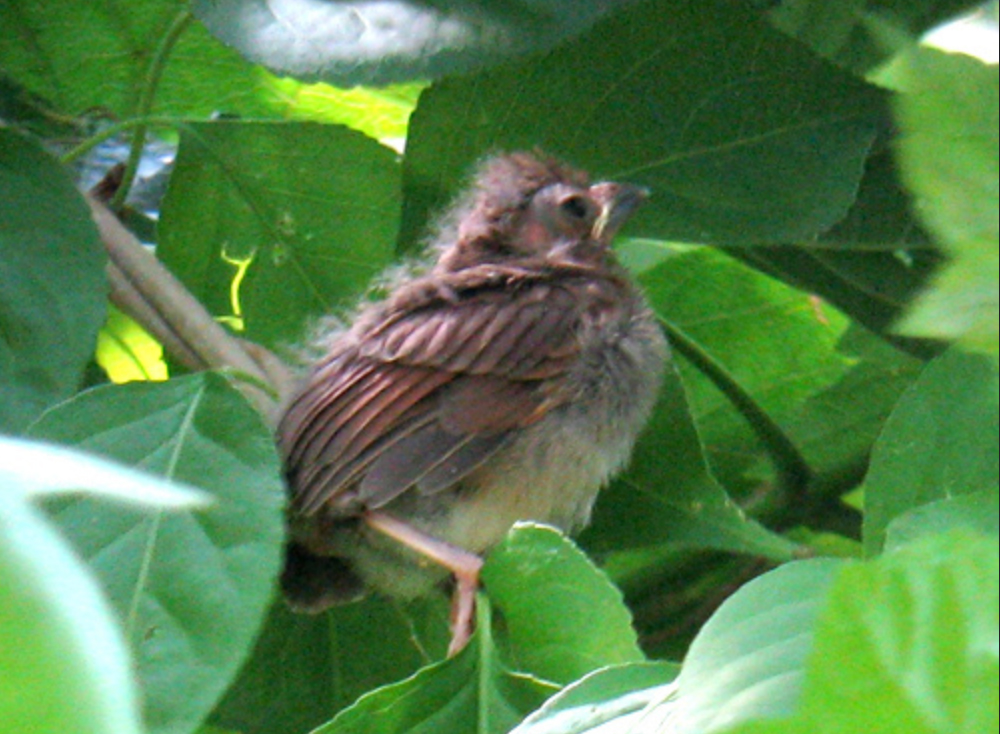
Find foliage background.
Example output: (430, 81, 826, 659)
(1, 1, 997, 734)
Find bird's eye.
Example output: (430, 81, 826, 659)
(558, 194, 594, 221)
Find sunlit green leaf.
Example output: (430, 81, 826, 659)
(885, 491, 999, 550)
(511, 662, 679, 734)
(647, 559, 845, 733)
(719, 532, 999, 734)
(96, 306, 169, 383)
(1, 475, 142, 734)
(894, 47, 999, 353)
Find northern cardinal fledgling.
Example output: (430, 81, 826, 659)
(277, 152, 666, 653)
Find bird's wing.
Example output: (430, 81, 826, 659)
(278, 278, 593, 516)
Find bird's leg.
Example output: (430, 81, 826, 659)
(363, 510, 483, 656)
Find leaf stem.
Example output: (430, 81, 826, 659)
(109, 8, 194, 209)
(659, 318, 813, 498)
(59, 116, 181, 166)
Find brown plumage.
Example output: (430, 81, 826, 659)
(277, 152, 667, 650)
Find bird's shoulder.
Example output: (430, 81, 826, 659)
(354, 262, 627, 379)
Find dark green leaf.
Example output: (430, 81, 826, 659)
(0, 0, 272, 118)
(779, 325, 923, 483)
(0, 446, 142, 734)
(313, 600, 556, 734)
(212, 596, 453, 734)
(158, 121, 400, 348)
(720, 245, 941, 356)
(484, 524, 644, 684)
(27, 374, 285, 734)
(863, 347, 999, 555)
(0, 128, 105, 433)
(638, 246, 852, 489)
(192, 0, 638, 87)
(720, 147, 940, 351)
(766, 0, 979, 73)
(402, 0, 885, 248)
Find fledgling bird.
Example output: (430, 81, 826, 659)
(277, 152, 667, 653)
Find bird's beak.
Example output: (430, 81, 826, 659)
(590, 182, 649, 244)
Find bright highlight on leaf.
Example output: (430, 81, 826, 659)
(1, 488, 143, 734)
(259, 72, 423, 146)
(97, 307, 170, 383)
(192, 0, 636, 86)
(0, 436, 208, 508)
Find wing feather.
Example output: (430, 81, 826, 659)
(278, 274, 614, 517)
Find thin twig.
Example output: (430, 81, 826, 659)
(110, 9, 194, 209)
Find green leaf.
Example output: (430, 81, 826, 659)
(212, 596, 454, 734)
(0, 128, 105, 433)
(863, 347, 999, 555)
(258, 76, 424, 141)
(192, 0, 637, 87)
(650, 559, 845, 733)
(766, 0, 976, 73)
(158, 121, 400, 348)
(885, 491, 999, 551)
(719, 148, 940, 349)
(221, 527, 646, 733)
(1, 473, 142, 734)
(313, 600, 556, 734)
(0, 436, 207, 508)
(583, 349, 795, 561)
(483, 524, 644, 684)
(27, 374, 285, 734)
(96, 306, 170, 383)
(805, 532, 999, 734)
(402, 0, 884, 248)
(894, 47, 999, 354)
(778, 325, 924, 480)
(0, 0, 272, 118)
(641, 246, 853, 485)
(511, 662, 679, 734)
(721, 532, 999, 734)
(752, 532, 998, 734)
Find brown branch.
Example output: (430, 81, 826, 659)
(87, 195, 294, 425)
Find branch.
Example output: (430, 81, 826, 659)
(87, 195, 294, 425)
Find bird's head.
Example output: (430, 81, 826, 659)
(435, 152, 647, 272)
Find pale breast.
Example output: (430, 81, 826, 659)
(434, 291, 667, 551)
